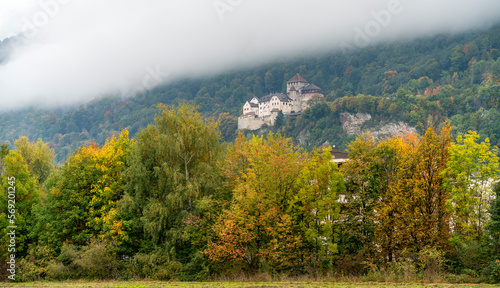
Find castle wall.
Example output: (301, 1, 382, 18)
(238, 114, 278, 130)
(280, 101, 292, 114)
(238, 115, 265, 130)
(301, 93, 324, 110)
(268, 112, 279, 126)
(291, 99, 301, 113)
(288, 90, 299, 101)
(302, 92, 322, 99)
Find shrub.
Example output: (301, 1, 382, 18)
(130, 253, 159, 278)
(178, 251, 210, 281)
(73, 239, 122, 279)
(50, 239, 121, 280)
(124, 250, 189, 280)
(18, 245, 56, 281)
(45, 262, 69, 281)
(455, 240, 489, 272)
(483, 260, 500, 284)
(417, 246, 446, 281)
(152, 261, 183, 280)
(390, 259, 417, 282)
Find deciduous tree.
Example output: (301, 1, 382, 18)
(443, 131, 500, 243)
(33, 130, 130, 249)
(0, 150, 40, 258)
(13, 137, 55, 185)
(119, 103, 221, 255)
(206, 133, 343, 274)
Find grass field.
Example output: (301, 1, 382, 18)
(1, 282, 498, 288)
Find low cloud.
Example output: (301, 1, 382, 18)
(0, 0, 499, 110)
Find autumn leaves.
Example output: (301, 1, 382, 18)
(339, 124, 499, 267)
(206, 134, 343, 273)
(1, 103, 499, 280)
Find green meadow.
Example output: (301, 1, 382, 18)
(2, 282, 500, 288)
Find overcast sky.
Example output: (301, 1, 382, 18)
(0, 0, 499, 110)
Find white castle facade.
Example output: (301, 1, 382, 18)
(238, 74, 324, 130)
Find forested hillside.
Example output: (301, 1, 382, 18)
(0, 26, 499, 161)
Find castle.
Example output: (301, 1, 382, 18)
(238, 74, 324, 130)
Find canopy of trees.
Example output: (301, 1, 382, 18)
(0, 104, 498, 283)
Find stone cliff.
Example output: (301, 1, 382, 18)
(339, 112, 416, 137)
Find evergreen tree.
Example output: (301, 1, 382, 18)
(488, 182, 500, 255)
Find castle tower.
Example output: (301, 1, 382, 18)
(286, 73, 308, 95)
(288, 85, 298, 101)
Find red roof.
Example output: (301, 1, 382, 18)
(287, 73, 307, 83)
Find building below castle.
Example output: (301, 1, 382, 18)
(238, 74, 324, 130)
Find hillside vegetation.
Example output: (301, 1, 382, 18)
(0, 26, 499, 161)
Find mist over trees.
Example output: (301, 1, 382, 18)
(0, 26, 499, 162)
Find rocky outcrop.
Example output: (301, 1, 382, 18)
(370, 122, 417, 137)
(297, 130, 310, 146)
(339, 112, 372, 135)
(340, 112, 416, 137)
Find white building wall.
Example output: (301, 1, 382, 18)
(259, 101, 271, 117)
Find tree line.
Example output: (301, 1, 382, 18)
(0, 103, 499, 283)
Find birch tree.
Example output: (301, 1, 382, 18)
(121, 103, 220, 247)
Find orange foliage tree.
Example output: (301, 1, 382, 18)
(205, 133, 343, 274)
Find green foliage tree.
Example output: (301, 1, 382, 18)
(33, 130, 130, 250)
(337, 133, 379, 269)
(288, 147, 344, 272)
(119, 103, 221, 267)
(13, 137, 55, 184)
(0, 143, 9, 158)
(443, 131, 500, 243)
(0, 150, 40, 258)
(217, 112, 238, 142)
(488, 183, 500, 252)
(273, 111, 285, 131)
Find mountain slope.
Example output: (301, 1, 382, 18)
(0, 26, 499, 161)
